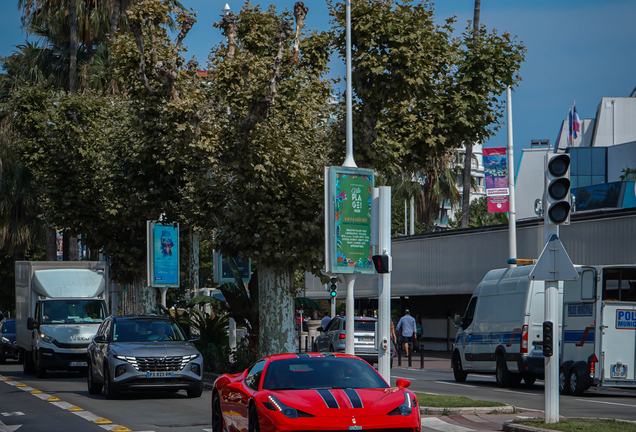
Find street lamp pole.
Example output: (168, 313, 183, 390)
(343, 0, 356, 169)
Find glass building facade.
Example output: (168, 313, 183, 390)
(567, 147, 607, 189)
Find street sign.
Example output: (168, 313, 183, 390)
(529, 234, 578, 281)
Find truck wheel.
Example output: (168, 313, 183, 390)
(22, 350, 34, 375)
(36, 351, 47, 379)
(559, 368, 570, 395)
(452, 351, 467, 382)
(496, 355, 511, 388)
(568, 368, 585, 396)
(524, 375, 537, 386)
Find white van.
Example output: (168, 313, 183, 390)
(452, 265, 562, 387)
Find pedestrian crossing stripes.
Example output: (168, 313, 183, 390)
(421, 417, 476, 432)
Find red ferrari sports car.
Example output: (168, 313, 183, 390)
(211, 352, 420, 432)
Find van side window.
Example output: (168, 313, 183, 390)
(463, 297, 478, 327)
(603, 269, 636, 301)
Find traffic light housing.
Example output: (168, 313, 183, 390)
(329, 277, 337, 298)
(545, 153, 571, 225)
(372, 255, 390, 274)
(543, 321, 554, 357)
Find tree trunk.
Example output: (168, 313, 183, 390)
(461, 0, 481, 229)
(109, 0, 121, 42)
(257, 262, 295, 357)
(69, 0, 78, 94)
(62, 231, 79, 261)
(45, 223, 57, 261)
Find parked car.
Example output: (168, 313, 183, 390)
(211, 353, 420, 432)
(313, 316, 385, 366)
(87, 315, 203, 399)
(0, 319, 19, 363)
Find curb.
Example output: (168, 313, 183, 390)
(421, 405, 516, 415)
(502, 421, 559, 432)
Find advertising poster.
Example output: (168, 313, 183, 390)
(330, 167, 375, 274)
(216, 253, 251, 284)
(483, 147, 510, 213)
(147, 222, 180, 287)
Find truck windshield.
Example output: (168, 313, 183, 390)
(41, 300, 106, 324)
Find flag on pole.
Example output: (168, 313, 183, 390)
(568, 108, 573, 145)
(572, 105, 581, 139)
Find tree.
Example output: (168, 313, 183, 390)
(450, 195, 508, 228)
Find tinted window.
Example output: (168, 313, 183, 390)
(2, 320, 15, 333)
(327, 319, 341, 332)
(245, 361, 266, 390)
(113, 319, 186, 342)
(262, 357, 388, 390)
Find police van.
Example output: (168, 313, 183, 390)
(560, 265, 636, 395)
(452, 265, 556, 387)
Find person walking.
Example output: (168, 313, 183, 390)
(320, 311, 331, 330)
(396, 309, 416, 356)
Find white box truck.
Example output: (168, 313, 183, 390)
(15, 261, 109, 378)
(452, 265, 562, 388)
(560, 265, 636, 395)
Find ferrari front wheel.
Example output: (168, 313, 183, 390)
(248, 405, 260, 432)
(212, 393, 224, 432)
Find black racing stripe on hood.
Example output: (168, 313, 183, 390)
(343, 389, 363, 408)
(316, 389, 339, 408)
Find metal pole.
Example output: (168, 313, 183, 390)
(344, 274, 357, 355)
(343, 0, 356, 168)
(331, 295, 336, 318)
(409, 196, 415, 236)
(404, 199, 407, 236)
(506, 87, 517, 268)
(377, 187, 392, 382)
(544, 278, 559, 423)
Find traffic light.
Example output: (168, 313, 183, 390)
(372, 255, 390, 274)
(545, 153, 571, 225)
(329, 277, 338, 298)
(543, 321, 554, 357)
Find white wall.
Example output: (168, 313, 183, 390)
(607, 141, 636, 182)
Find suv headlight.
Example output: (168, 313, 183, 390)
(39, 333, 56, 344)
(1, 336, 9, 344)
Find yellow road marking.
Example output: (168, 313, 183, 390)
(47, 396, 61, 402)
(68, 406, 84, 412)
(110, 426, 132, 432)
(3, 378, 12, 381)
(16, 383, 27, 387)
(94, 417, 113, 424)
(30, 389, 42, 394)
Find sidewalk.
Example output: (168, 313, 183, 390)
(392, 349, 451, 370)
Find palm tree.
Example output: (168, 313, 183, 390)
(0, 131, 44, 264)
(460, 0, 482, 229)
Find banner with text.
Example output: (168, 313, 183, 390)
(329, 167, 375, 274)
(147, 221, 180, 287)
(483, 147, 509, 213)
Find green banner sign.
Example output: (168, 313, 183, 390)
(330, 167, 375, 274)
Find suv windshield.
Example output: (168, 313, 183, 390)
(2, 320, 15, 333)
(113, 320, 186, 342)
(41, 300, 106, 324)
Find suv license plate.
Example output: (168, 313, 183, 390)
(69, 361, 87, 367)
(147, 371, 174, 378)
(611, 364, 628, 378)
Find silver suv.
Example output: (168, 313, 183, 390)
(87, 315, 203, 399)
(313, 316, 385, 366)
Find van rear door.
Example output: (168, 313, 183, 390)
(599, 267, 636, 382)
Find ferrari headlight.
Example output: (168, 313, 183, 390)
(39, 333, 56, 344)
(398, 392, 412, 416)
(267, 395, 299, 419)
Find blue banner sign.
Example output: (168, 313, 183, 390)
(147, 221, 180, 288)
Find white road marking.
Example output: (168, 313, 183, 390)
(31, 393, 53, 400)
(0, 418, 22, 431)
(16, 387, 33, 392)
(72, 411, 101, 422)
(574, 398, 636, 408)
(494, 389, 539, 396)
(434, 381, 476, 388)
(392, 375, 417, 380)
(50, 402, 74, 410)
(420, 417, 475, 432)
(0, 413, 24, 417)
(3, 382, 19, 387)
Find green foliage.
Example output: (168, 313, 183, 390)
(450, 196, 508, 228)
(620, 167, 636, 181)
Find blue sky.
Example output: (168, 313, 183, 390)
(1, 0, 635, 164)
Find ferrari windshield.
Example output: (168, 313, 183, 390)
(262, 357, 388, 391)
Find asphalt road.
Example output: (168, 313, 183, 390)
(392, 365, 636, 421)
(3, 358, 636, 432)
